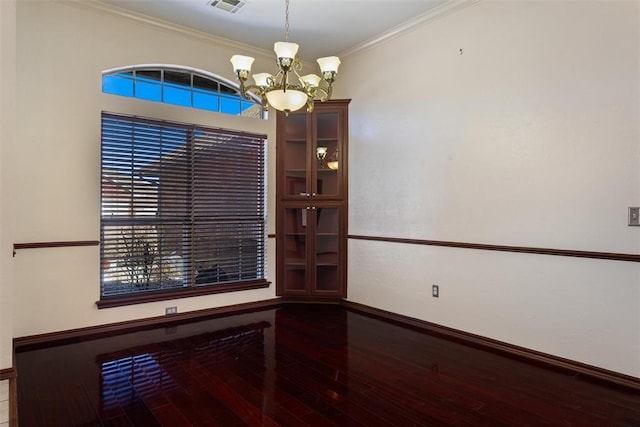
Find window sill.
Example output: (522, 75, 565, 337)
(96, 280, 270, 309)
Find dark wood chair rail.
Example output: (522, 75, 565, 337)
(0, 367, 16, 381)
(348, 235, 640, 263)
(13, 240, 100, 256)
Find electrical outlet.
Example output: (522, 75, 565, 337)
(165, 306, 177, 315)
(629, 207, 640, 226)
(432, 285, 439, 298)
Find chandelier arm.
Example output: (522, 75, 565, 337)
(305, 86, 317, 99)
(290, 62, 304, 80)
(238, 80, 247, 96)
(242, 84, 264, 94)
(268, 71, 283, 90)
(241, 84, 267, 100)
(323, 84, 333, 102)
(312, 84, 332, 102)
(241, 85, 270, 110)
(306, 98, 315, 113)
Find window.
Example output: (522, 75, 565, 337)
(102, 66, 264, 119)
(100, 113, 267, 304)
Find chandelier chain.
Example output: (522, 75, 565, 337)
(285, 0, 290, 42)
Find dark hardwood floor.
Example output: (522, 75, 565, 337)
(15, 305, 640, 426)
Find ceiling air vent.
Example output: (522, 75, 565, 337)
(208, 0, 247, 14)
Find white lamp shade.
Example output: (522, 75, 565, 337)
(253, 73, 272, 87)
(317, 56, 341, 73)
(274, 42, 299, 59)
(230, 55, 255, 72)
(266, 89, 308, 112)
(300, 74, 322, 87)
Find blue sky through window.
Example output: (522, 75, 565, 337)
(103, 70, 260, 116)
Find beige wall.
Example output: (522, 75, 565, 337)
(0, 0, 16, 371)
(0, 0, 14, 418)
(11, 1, 277, 337)
(335, 0, 640, 377)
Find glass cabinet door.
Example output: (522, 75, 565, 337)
(282, 113, 309, 198)
(314, 206, 340, 293)
(276, 100, 349, 298)
(314, 111, 341, 198)
(282, 206, 309, 293)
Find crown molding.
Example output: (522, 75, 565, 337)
(340, 0, 480, 58)
(75, 0, 273, 59)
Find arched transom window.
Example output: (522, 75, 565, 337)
(102, 65, 264, 119)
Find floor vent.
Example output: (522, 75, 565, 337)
(208, 0, 247, 14)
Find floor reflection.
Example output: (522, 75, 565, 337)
(98, 322, 270, 421)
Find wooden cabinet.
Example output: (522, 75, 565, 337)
(276, 100, 350, 298)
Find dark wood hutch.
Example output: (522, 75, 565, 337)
(275, 99, 350, 298)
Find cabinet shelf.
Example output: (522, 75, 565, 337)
(289, 138, 336, 144)
(286, 168, 337, 174)
(286, 258, 337, 267)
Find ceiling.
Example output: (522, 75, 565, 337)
(98, 0, 451, 60)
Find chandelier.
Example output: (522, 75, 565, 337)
(230, 0, 341, 114)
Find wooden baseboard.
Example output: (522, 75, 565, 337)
(12, 297, 639, 392)
(14, 298, 282, 351)
(280, 296, 343, 305)
(341, 300, 640, 391)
